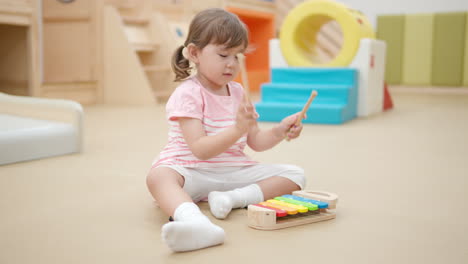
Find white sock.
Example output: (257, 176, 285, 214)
(208, 184, 264, 219)
(161, 202, 225, 252)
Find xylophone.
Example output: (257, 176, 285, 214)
(247, 190, 338, 230)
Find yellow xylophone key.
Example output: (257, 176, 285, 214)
(260, 201, 298, 215)
(267, 199, 309, 213)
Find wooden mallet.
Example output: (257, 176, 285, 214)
(286, 90, 318, 141)
(237, 53, 250, 102)
(238, 52, 261, 120)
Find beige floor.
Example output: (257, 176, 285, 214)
(1, 91, 468, 264)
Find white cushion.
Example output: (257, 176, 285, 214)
(0, 114, 79, 165)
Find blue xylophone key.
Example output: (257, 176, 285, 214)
(282, 195, 329, 209)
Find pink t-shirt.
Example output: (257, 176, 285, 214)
(152, 77, 257, 168)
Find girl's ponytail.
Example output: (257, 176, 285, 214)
(171, 45, 191, 82)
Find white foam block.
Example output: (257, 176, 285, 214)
(269, 38, 289, 68)
(350, 39, 387, 117)
(0, 115, 78, 165)
(0, 92, 83, 165)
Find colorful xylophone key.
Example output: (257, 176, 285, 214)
(253, 195, 322, 217)
(266, 199, 309, 213)
(274, 196, 319, 211)
(259, 201, 297, 215)
(281, 194, 329, 209)
(253, 204, 288, 217)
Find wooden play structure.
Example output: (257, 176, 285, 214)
(0, 0, 188, 104)
(0, 0, 41, 98)
(1, 0, 298, 105)
(39, 0, 185, 104)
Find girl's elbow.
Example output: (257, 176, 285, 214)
(188, 143, 211, 160)
(247, 143, 266, 152)
(192, 150, 211, 160)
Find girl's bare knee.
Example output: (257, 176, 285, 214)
(146, 167, 184, 190)
(146, 168, 160, 189)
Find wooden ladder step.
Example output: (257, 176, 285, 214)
(106, 0, 136, 10)
(154, 90, 174, 101)
(144, 65, 171, 73)
(132, 42, 159, 52)
(0, 2, 33, 14)
(123, 23, 158, 52)
(122, 16, 149, 25)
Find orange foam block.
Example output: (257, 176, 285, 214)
(383, 82, 394, 110)
(227, 6, 275, 92)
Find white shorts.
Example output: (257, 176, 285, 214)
(158, 164, 305, 202)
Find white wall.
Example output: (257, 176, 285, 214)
(339, 0, 468, 28)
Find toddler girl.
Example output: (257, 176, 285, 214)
(146, 8, 306, 252)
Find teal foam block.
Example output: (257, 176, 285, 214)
(255, 68, 358, 125)
(270, 67, 355, 86)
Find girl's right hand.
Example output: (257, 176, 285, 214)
(235, 96, 257, 134)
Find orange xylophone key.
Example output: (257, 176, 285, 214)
(259, 201, 298, 215)
(251, 204, 288, 217)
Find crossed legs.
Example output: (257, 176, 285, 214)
(146, 166, 303, 252)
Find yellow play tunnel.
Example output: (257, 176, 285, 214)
(280, 0, 375, 67)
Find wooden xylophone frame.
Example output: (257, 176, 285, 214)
(247, 190, 338, 230)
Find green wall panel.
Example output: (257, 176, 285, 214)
(464, 12, 468, 87)
(377, 15, 405, 85)
(432, 12, 466, 86)
(402, 14, 434, 85)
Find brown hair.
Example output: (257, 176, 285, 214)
(171, 8, 249, 82)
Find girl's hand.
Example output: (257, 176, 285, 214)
(274, 112, 305, 140)
(235, 96, 257, 134)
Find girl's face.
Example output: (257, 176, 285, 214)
(192, 43, 245, 93)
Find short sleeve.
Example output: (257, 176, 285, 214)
(166, 81, 204, 121)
